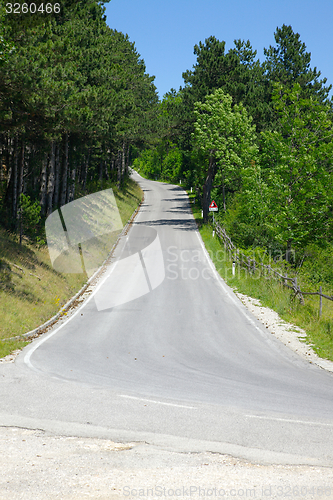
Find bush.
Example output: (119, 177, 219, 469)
(19, 193, 41, 241)
(132, 149, 161, 179)
(301, 244, 333, 287)
(161, 146, 182, 182)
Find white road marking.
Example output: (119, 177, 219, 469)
(119, 394, 196, 409)
(245, 414, 333, 427)
(193, 221, 285, 340)
(24, 302, 85, 372)
(23, 231, 128, 371)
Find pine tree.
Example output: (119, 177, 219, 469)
(263, 24, 332, 104)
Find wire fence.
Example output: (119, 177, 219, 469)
(214, 222, 333, 317)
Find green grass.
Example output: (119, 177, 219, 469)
(0, 178, 143, 358)
(189, 194, 333, 363)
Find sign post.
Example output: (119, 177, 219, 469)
(209, 200, 218, 225)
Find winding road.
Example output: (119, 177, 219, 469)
(1, 172, 333, 466)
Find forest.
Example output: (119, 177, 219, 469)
(134, 25, 333, 276)
(0, 0, 159, 239)
(1, 2, 333, 276)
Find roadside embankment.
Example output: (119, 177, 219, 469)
(0, 179, 143, 358)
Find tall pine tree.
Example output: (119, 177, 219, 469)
(263, 24, 332, 104)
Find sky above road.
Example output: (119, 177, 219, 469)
(104, 0, 333, 100)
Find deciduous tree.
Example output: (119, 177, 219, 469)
(193, 89, 258, 222)
(260, 83, 333, 257)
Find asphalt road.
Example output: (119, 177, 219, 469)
(1, 172, 333, 466)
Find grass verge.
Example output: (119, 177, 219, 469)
(0, 178, 143, 358)
(188, 192, 333, 362)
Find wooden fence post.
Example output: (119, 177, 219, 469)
(214, 222, 333, 312)
(293, 277, 298, 300)
(293, 277, 304, 305)
(298, 279, 305, 305)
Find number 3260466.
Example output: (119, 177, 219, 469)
(5, 3, 61, 14)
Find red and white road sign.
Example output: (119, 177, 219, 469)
(209, 200, 218, 212)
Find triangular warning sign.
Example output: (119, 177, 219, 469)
(209, 200, 218, 209)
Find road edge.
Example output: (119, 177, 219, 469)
(8, 187, 144, 345)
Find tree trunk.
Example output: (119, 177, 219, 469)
(19, 141, 25, 195)
(0, 137, 3, 184)
(286, 239, 293, 263)
(53, 143, 61, 209)
(18, 141, 25, 243)
(105, 159, 109, 180)
(12, 134, 18, 222)
(126, 143, 130, 170)
(68, 160, 76, 203)
(40, 152, 48, 216)
(46, 141, 56, 216)
(117, 149, 122, 188)
(110, 157, 115, 181)
(82, 149, 90, 192)
(99, 158, 103, 184)
(60, 134, 69, 207)
(202, 155, 216, 223)
(122, 141, 126, 179)
(4, 136, 12, 191)
(32, 146, 39, 193)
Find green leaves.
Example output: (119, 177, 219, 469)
(193, 88, 258, 184)
(0, 0, 159, 230)
(263, 24, 332, 104)
(0, 6, 14, 67)
(259, 83, 333, 249)
(192, 88, 259, 221)
(0, 2, 158, 144)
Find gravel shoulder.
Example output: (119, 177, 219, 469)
(235, 292, 333, 373)
(1, 427, 333, 500)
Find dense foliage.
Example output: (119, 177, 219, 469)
(134, 24, 333, 265)
(0, 0, 158, 236)
(193, 88, 258, 222)
(1, 10, 333, 270)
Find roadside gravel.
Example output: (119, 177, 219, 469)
(235, 292, 333, 373)
(1, 427, 333, 500)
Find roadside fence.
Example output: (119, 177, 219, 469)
(214, 222, 333, 318)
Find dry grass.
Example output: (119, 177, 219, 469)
(0, 179, 143, 357)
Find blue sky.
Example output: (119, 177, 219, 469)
(104, 0, 333, 100)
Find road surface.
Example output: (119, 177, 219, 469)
(1, 172, 333, 466)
